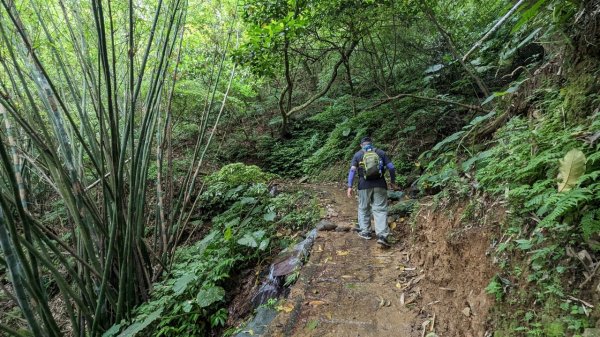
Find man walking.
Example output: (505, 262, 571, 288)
(347, 137, 397, 247)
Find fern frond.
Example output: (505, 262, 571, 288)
(540, 188, 593, 226)
(580, 170, 600, 184)
(526, 190, 555, 209)
(581, 210, 600, 241)
(536, 192, 562, 217)
(588, 151, 600, 165)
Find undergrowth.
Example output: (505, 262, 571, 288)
(104, 164, 319, 337)
(418, 61, 600, 335)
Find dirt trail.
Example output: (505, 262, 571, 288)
(264, 184, 423, 337)
(259, 183, 498, 337)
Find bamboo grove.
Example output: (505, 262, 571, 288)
(0, 0, 235, 335)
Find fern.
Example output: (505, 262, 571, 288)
(579, 170, 600, 184)
(514, 150, 561, 182)
(581, 209, 600, 241)
(525, 189, 555, 210)
(539, 188, 593, 227)
(587, 151, 600, 165)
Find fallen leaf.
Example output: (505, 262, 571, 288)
(404, 293, 418, 305)
(308, 300, 327, 306)
(396, 282, 402, 289)
(390, 222, 397, 230)
(336, 250, 349, 256)
(377, 296, 385, 308)
(326, 312, 333, 320)
(276, 303, 294, 313)
(557, 149, 587, 192)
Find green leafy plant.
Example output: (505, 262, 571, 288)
(106, 164, 318, 336)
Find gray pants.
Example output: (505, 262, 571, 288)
(358, 187, 389, 238)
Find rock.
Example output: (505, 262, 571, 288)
(325, 206, 339, 218)
(335, 225, 351, 232)
(462, 307, 471, 317)
(316, 220, 337, 231)
(584, 328, 600, 337)
(234, 306, 278, 337)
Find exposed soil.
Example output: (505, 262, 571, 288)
(258, 183, 500, 337)
(408, 197, 503, 337)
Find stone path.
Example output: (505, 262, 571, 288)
(264, 184, 421, 337)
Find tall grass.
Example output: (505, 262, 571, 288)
(0, 0, 234, 335)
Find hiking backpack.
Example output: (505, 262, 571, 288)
(361, 149, 382, 180)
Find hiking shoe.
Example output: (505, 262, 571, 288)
(377, 236, 391, 247)
(358, 231, 372, 240)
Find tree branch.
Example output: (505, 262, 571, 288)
(367, 93, 490, 112)
(286, 39, 359, 117)
(423, 6, 490, 97)
(462, 0, 527, 62)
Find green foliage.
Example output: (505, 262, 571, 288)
(421, 73, 600, 334)
(301, 103, 421, 179)
(258, 131, 323, 177)
(206, 163, 277, 187)
(106, 164, 319, 336)
(200, 163, 277, 211)
(485, 275, 505, 301)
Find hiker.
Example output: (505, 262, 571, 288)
(347, 137, 397, 247)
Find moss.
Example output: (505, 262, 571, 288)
(561, 59, 600, 120)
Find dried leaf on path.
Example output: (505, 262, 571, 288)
(277, 303, 294, 313)
(336, 250, 350, 256)
(308, 300, 327, 307)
